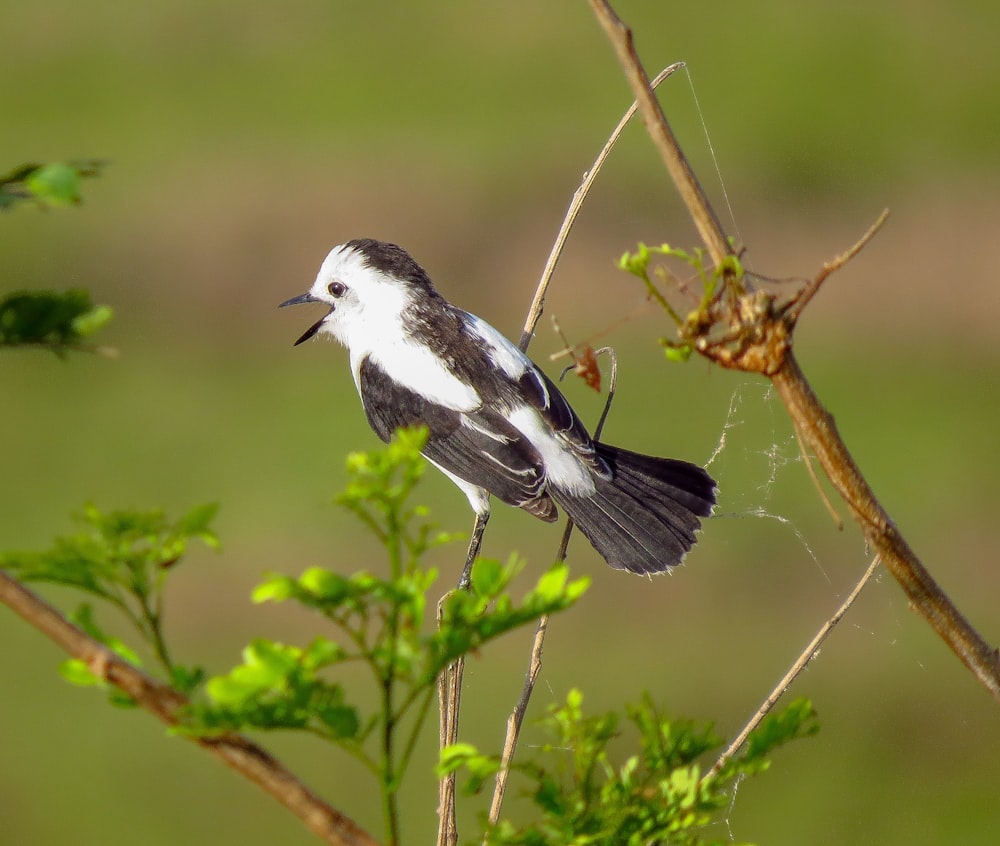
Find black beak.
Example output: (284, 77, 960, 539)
(279, 292, 319, 308)
(279, 292, 329, 346)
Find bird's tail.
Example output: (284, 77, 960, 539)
(552, 443, 717, 575)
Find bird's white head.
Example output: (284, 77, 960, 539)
(279, 238, 439, 349)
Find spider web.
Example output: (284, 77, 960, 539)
(705, 380, 827, 582)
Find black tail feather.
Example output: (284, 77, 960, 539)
(552, 443, 716, 575)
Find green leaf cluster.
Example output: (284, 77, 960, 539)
(0, 289, 113, 354)
(0, 503, 219, 693)
(0, 423, 814, 845)
(442, 689, 818, 846)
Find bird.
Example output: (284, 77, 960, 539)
(280, 238, 716, 577)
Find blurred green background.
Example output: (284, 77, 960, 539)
(2, 1, 998, 844)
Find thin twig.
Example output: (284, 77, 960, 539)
(518, 62, 685, 351)
(0, 570, 379, 846)
(783, 208, 890, 326)
(771, 356, 1000, 698)
(484, 349, 619, 836)
(436, 643, 462, 846)
(791, 423, 843, 531)
(485, 611, 551, 835)
(705, 554, 882, 781)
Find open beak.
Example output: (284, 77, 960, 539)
(279, 292, 328, 346)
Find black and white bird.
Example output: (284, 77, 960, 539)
(280, 238, 716, 576)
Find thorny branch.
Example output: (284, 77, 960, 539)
(589, 0, 1000, 701)
(0, 570, 380, 846)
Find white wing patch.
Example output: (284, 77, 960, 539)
(462, 415, 514, 444)
(505, 406, 595, 497)
(465, 313, 531, 380)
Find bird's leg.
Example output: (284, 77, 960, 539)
(457, 510, 489, 590)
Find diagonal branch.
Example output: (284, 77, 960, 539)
(706, 554, 881, 781)
(588, 0, 1000, 701)
(588, 0, 731, 267)
(0, 570, 381, 846)
(783, 208, 890, 327)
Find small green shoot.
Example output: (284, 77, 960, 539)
(619, 241, 745, 363)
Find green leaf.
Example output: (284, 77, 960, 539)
(742, 697, 819, 769)
(663, 343, 693, 362)
(59, 658, 103, 687)
(0, 160, 105, 210)
(25, 163, 82, 206)
(437, 742, 481, 776)
(315, 703, 360, 739)
(469, 556, 505, 597)
(251, 574, 296, 603)
(69, 303, 114, 338)
(175, 502, 221, 549)
(298, 566, 350, 599)
(303, 636, 347, 670)
(170, 664, 206, 694)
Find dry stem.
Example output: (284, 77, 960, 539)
(484, 349, 618, 834)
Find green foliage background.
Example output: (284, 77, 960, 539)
(2, 1, 998, 844)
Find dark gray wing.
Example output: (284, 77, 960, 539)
(358, 356, 556, 518)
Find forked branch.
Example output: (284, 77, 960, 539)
(589, 0, 1000, 701)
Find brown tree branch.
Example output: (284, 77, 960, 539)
(0, 570, 381, 846)
(588, 1, 732, 269)
(588, 0, 1000, 701)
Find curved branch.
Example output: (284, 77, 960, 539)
(0, 570, 381, 846)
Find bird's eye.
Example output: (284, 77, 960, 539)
(328, 280, 346, 298)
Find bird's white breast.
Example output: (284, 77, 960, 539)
(347, 319, 480, 412)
